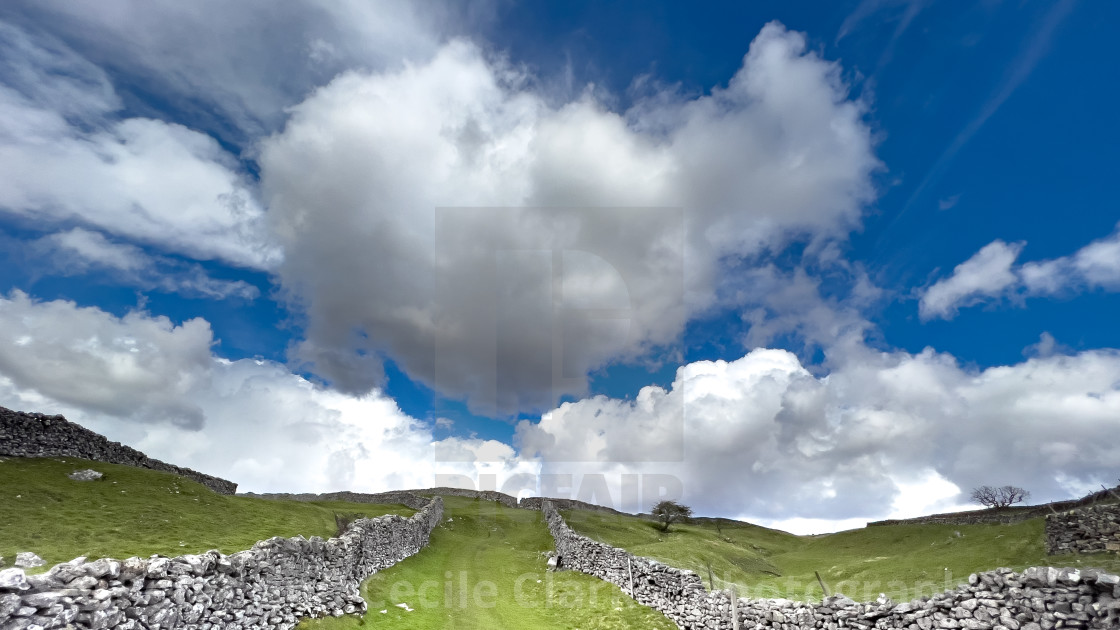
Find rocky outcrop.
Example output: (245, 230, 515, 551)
(0, 497, 443, 630)
(0, 406, 237, 495)
(1047, 503, 1120, 554)
(542, 500, 1120, 630)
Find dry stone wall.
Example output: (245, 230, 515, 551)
(519, 496, 626, 515)
(868, 488, 1120, 527)
(542, 501, 1120, 630)
(0, 497, 443, 629)
(0, 406, 236, 495)
(414, 487, 521, 508)
(240, 490, 433, 510)
(1047, 504, 1120, 555)
(245, 487, 526, 509)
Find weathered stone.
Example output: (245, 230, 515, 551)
(68, 468, 103, 481)
(0, 569, 29, 591)
(14, 553, 44, 569)
(24, 573, 62, 591)
(0, 592, 22, 617)
(84, 558, 120, 579)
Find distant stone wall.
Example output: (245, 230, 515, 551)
(0, 406, 237, 495)
(520, 496, 626, 515)
(0, 497, 443, 630)
(245, 487, 526, 509)
(868, 508, 1042, 526)
(415, 487, 521, 508)
(1047, 503, 1120, 554)
(542, 500, 1120, 630)
(245, 487, 642, 514)
(868, 487, 1120, 527)
(240, 490, 432, 510)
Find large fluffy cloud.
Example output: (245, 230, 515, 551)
(0, 291, 529, 493)
(260, 23, 880, 413)
(921, 224, 1120, 320)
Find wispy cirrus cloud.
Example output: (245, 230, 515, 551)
(896, 0, 1075, 221)
(34, 228, 260, 301)
(0, 20, 278, 269)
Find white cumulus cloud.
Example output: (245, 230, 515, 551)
(919, 240, 1023, 320)
(514, 343, 1120, 532)
(3, 290, 1118, 532)
(0, 291, 531, 493)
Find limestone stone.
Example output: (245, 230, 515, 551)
(0, 568, 29, 591)
(68, 468, 103, 481)
(14, 553, 44, 569)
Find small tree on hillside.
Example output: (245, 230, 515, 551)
(651, 500, 693, 532)
(970, 485, 1030, 508)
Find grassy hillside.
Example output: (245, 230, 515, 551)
(0, 457, 413, 569)
(300, 497, 677, 630)
(562, 509, 1120, 602)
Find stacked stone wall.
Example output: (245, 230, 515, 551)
(1047, 503, 1120, 555)
(519, 496, 625, 514)
(0, 497, 443, 629)
(240, 490, 432, 510)
(0, 406, 236, 495)
(868, 488, 1120, 527)
(416, 487, 521, 508)
(542, 501, 1120, 630)
(246, 487, 526, 509)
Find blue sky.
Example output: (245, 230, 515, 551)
(1, 0, 1118, 533)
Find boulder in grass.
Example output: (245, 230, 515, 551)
(15, 553, 44, 569)
(68, 469, 103, 481)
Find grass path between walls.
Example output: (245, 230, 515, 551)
(561, 509, 1120, 602)
(300, 496, 677, 630)
(0, 457, 413, 569)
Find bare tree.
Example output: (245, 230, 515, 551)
(970, 485, 1030, 508)
(651, 500, 693, 532)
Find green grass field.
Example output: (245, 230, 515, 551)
(299, 497, 677, 630)
(0, 457, 413, 569)
(6, 455, 1118, 625)
(561, 510, 1120, 602)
